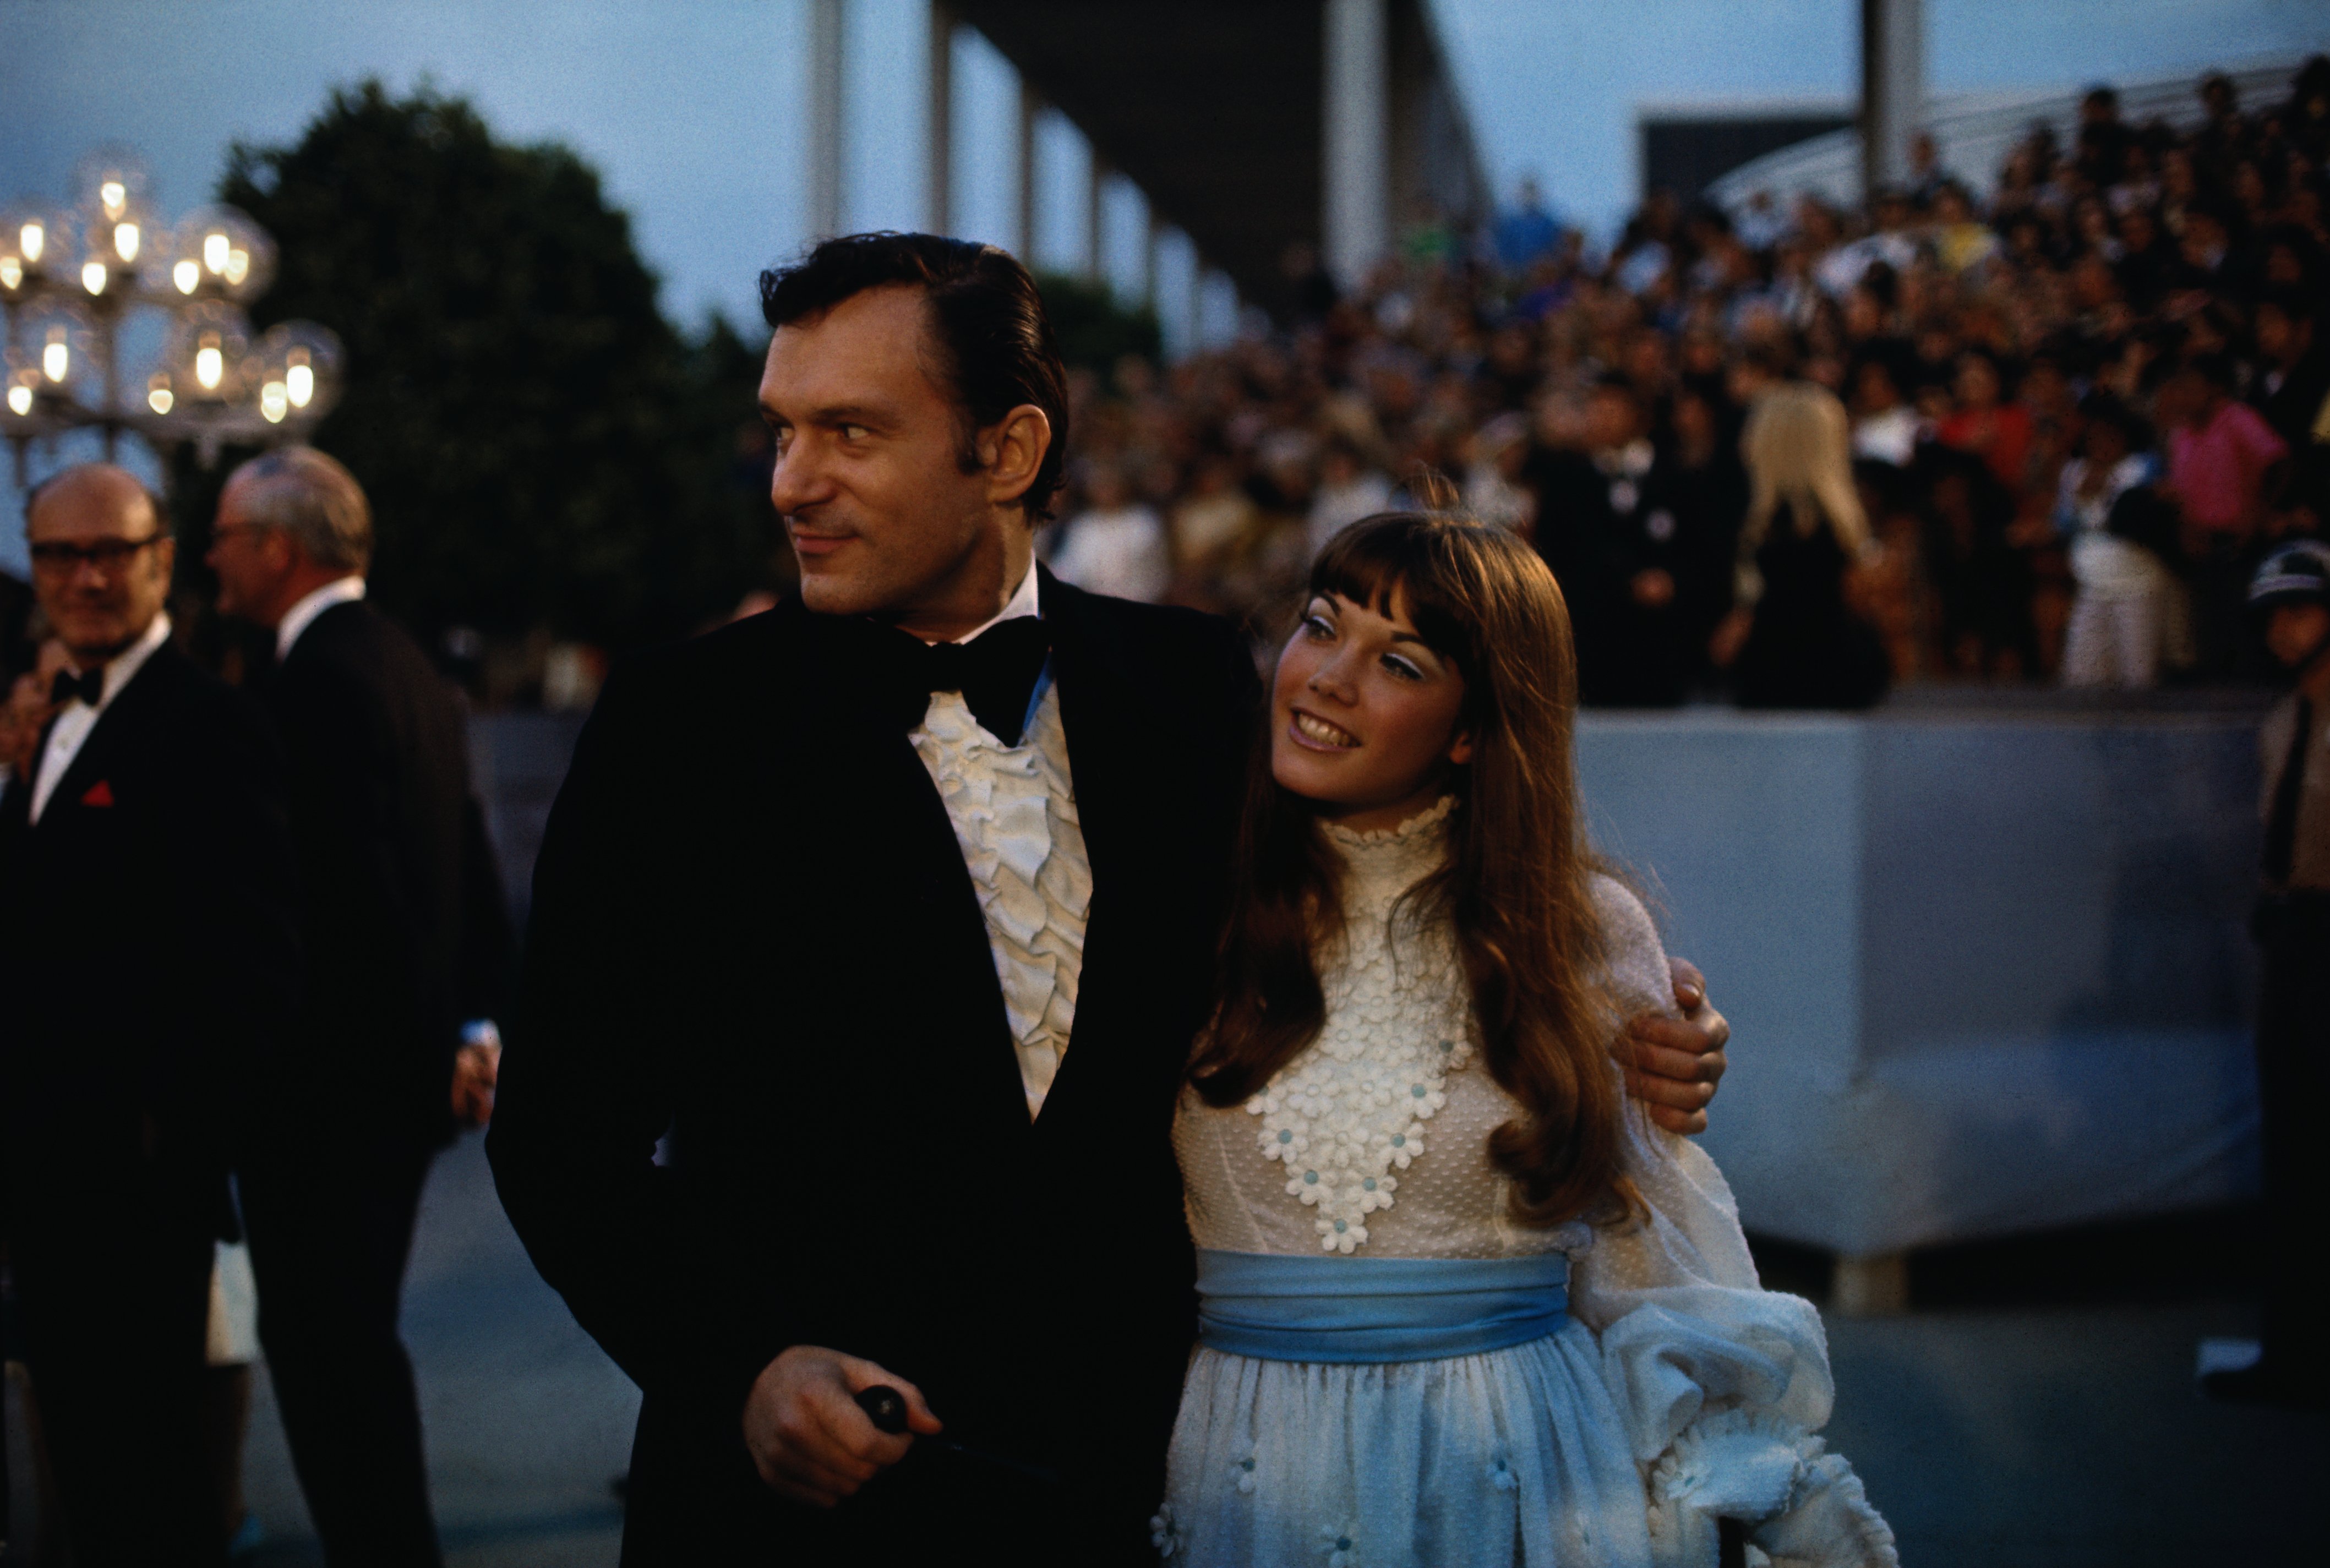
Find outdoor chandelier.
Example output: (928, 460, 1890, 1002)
(2, 149, 343, 484)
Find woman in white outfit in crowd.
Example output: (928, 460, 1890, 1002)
(2055, 393, 2181, 690)
(1153, 511, 1895, 1567)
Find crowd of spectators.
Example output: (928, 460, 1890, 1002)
(1039, 58, 2330, 704)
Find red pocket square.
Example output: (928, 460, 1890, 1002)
(79, 779, 115, 807)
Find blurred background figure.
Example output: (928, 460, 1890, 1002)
(2205, 542, 2330, 1409)
(1494, 175, 1565, 273)
(206, 446, 512, 1568)
(1045, 458, 1170, 603)
(1307, 439, 1395, 562)
(1714, 384, 1891, 709)
(2055, 392, 2176, 689)
(0, 465, 300, 1567)
(2163, 353, 2290, 680)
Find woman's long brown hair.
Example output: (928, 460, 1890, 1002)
(1189, 513, 1632, 1227)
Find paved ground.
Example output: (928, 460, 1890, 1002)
(9, 1140, 2323, 1565)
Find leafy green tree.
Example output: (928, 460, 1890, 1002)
(1036, 271, 1162, 374)
(194, 81, 779, 651)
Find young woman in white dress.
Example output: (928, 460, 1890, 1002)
(1153, 513, 1897, 1567)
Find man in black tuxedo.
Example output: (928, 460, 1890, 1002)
(0, 464, 299, 1567)
(489, 234, 1732, 1566)
(207, 446, 512, 1568)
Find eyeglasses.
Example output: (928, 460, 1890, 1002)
(27, 535, 168, 573)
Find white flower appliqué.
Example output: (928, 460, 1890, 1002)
(1246, 798, 1470, 1253)
(1319, 1525, 1361, 1567)
(1150, 1504, 1182, 1559)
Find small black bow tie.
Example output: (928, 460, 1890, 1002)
(50, 666, 105, 709)
(876, 615, 1052, 746)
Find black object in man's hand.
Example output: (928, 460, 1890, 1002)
(855, 1385, 1062, 1485)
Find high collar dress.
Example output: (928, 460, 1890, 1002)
(1159, 802, 1897, 1568)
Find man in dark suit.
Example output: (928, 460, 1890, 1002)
(0, 463, 300, 1567)
(206, 446, 512, 1568)
(489, 234, 1732, 1566)
(1526, 374, 1703, 706)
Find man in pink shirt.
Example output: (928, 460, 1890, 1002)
(2166, 353, 2290, 677)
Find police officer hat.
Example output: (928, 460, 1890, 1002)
(2250, 540, 2330, 613)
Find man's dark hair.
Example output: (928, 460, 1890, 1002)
(760, 232, 1071, 522)
(2258, 283, 2316, 325)
(2185, 349, 2238, 392)
(2077, 389, 2154, 451)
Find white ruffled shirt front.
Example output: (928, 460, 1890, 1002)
(907, 567, 1092, 1119)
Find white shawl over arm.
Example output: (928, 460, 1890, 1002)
(1573, 879, 1898, 1568)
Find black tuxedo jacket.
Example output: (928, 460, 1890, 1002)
(264, 600, 512, 1149)
(0, 642, 299, 1239)
(490, 573, 1259, 1565)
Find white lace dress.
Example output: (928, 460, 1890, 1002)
(1156, 801, 1896, 1568)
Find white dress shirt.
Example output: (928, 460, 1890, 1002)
(29, 612, 173, 825)
(907, 564, 1092, 1118)
(276, 575, 368, 661)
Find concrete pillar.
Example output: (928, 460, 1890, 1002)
(926, 1, 953, 234)
(1322, 0, 1390, 289)
(1185, 250, 1205, 360)
(1859, 0, 1924, 196)
(807, 0, 845, 238)
(1085, 149, 1107, 284)
(1144, 205, 1163, 310)
(1017, 78, 1041, 267)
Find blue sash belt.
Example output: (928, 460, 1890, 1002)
(1194, 1248, 1570, 1364)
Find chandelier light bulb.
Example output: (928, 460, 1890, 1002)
(100, 180, 128, 217)
(21, 222, 45, 263)
(195, 336, 223, 391)
(286, 362, 315, 407)
(7, 384, 32, 417)
(203, 231, 228, 274)
(43, 335, 69, 382)
(82, 260, 108, 295)
(113, 222, 139, 263)
(224, 248, 250, 286)
(173, 259, 199, 294)
(149, 377, 174, 414)
(261, 380, 289, 423)
(1, 258, 20, 290)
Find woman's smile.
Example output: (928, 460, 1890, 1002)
(1289, 708, 1361, 750)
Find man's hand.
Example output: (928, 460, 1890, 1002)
(450, 1040, 500, 1128)
(742, 1346, 942, 1508)
(1619, 957, 1731, 1135)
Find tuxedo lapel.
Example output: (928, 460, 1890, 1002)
(776, 607, 1030, 1134)
(35, 650, 171, 831)
(1030, 573, 1159, 1134)
(1040, 571, 1143, 924)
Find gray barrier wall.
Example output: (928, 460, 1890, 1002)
(1576, 707, 2266, 1258)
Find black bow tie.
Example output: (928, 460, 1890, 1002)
(50, 666, 105, 709)
(874, 615, 1052, 746)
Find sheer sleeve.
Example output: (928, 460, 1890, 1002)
(1573, 879, 1899, 1568)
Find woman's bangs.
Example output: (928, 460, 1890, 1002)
(1309, 515, 1474, 667)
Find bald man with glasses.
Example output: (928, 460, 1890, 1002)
(0, 463, 301, 1568)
